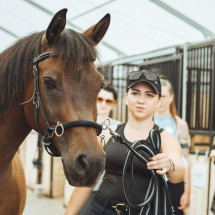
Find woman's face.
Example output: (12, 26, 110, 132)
(97, 89, 115, 116)
(156, 86, 173, 113)
(125, 82, 159, 120)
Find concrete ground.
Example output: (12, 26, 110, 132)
(23, 189, 65, 215)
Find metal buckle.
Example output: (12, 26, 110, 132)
(112, 203, 128, 215)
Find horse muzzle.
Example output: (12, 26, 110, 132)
(61, 150, 105, 186)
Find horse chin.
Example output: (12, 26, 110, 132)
(61, 158, 104, 187)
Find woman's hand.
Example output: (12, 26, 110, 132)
(178, 191, 190, 210)
(147, 153, 172, 175)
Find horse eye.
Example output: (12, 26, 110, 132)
(43, 77, 55, 89)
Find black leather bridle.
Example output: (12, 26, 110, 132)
(20, 51, 102, 157)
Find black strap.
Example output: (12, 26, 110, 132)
(33, 51, 53, 64)
(94, 193, 140, 214)
(43, 140, 61, 157)
(42, 120, 102, 157)
(63, 120, 102, 136)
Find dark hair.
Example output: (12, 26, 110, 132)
(102, 80, 118, 101)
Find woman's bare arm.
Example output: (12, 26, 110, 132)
(210, 149, 215, 163)
(147, 131, 185, 183)
(64, 187, 94, 215)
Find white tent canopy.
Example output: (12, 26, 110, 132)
(1, 0, 215, 62)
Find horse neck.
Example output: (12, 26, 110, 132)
(0, 105, 31, 170)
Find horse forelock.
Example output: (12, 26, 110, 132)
(52, 29, 98, 69)
(0, 28, 99, 120)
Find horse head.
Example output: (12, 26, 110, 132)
(23, 9, 110, 186)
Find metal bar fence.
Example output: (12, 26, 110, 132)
(186, 45, 213, 131)
(101, 41, 215, 133)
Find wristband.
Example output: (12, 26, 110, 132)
(167, 158, 175, 175)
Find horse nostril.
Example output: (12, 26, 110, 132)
(74, 155, 89, 177)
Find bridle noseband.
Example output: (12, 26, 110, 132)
(20, 51, 102, 157)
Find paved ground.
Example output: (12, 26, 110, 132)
(23, 189, 65, 215)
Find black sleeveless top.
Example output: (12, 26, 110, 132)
(98, 123, 163, 203)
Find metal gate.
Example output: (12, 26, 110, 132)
(186, 43, 215, 134)
(141, 54, 183, 116)
(103, 63, 139, 123)
(102, 40, 215, 140)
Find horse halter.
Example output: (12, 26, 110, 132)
(20, 51, 102, 157)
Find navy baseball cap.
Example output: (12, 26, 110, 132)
(127, 70, 161, 97)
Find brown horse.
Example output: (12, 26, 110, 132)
(0, 9, 110, 215)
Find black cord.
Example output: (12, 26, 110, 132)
(113, 129, 175, 215)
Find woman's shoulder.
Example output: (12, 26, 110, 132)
(176, 116, 189, 127)
(160, 130, 180, 153)
(160, 129, 178, 143)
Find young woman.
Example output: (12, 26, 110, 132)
(154, 76, 190, 215)
(65, 81, 120, 215)
(96, 80, 120, 126)
(65, 70, 184, 215)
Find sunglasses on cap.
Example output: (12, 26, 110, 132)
(128, 70, 159, 82)
(127, 70, 161, 97)
(97, 97, 115, 105)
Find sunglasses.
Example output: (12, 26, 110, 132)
(97, 97, 115, 105)
(128, 71, 158, 82)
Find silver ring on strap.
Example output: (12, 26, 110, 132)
(55, 121, 64, 137)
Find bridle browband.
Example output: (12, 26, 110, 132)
(20, 51, 102, 157)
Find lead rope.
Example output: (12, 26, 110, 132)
(100, 120, 174, 215)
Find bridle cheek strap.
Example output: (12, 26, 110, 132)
(20, 51, 102, 157)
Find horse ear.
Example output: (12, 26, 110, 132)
(83, 14, 110, 45)
(42, 8, 67, 49)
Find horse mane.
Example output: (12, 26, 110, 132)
(0, 29, 98, 120)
